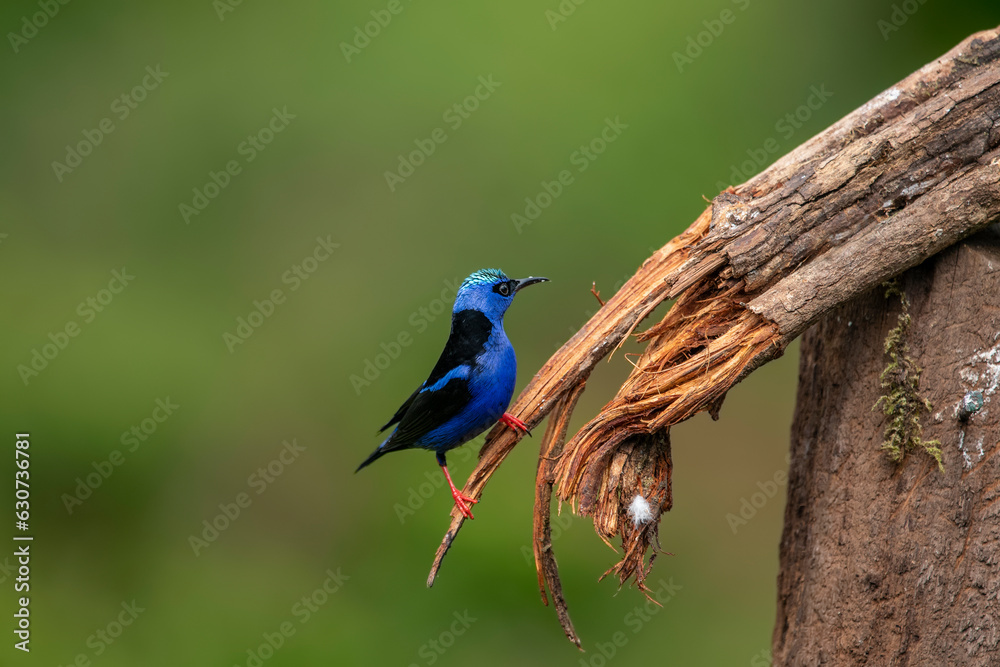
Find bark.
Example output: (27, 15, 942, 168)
(532, 381, 588, 649)
(421, 25, 1000, 648)
(775, 232, 1000, 665)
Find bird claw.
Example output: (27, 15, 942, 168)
(453, 489, 479, 505)
(500, 412, 532, 437)
(440, 463, 478, 520)
(451, 491, 478, 520)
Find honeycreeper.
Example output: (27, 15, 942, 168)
(357, 268, 548, 519)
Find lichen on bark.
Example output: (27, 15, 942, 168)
(872, 279, 943, 470)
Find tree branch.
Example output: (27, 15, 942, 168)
(426, 25, 1000, 644)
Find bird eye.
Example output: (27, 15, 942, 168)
(497, 283, 510, 296)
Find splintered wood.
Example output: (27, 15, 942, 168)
(426, 26, 1000, 646)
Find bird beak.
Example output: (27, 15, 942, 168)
(513, 276, 549, 292)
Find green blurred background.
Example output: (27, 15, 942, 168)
(2, 1, 997, 665)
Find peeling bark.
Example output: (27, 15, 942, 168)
(423, 26, 1000, 648)
(532, 381, 587, 649)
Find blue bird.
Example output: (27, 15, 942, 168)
(357, 269, 548, 519)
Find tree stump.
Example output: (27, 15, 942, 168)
(774, 231, 1000, 665)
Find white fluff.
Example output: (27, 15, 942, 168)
(627, 494, 655, 527)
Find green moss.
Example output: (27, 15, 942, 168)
(872, 280, 944, 471)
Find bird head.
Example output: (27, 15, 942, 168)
(453, 268, 548, 322)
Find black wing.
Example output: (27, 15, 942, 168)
(378, 309, 490, 432)
(379, 385, 421, 433)
(380, 376, 471, 453)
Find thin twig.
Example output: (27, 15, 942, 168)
(591, 282, 605, 306)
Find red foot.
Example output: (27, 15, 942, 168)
(500, 412, 531, 436)
(441, 464, 478, 520)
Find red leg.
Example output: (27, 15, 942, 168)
(500, 412, 531, 436)
(440, 464, 478, 520)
